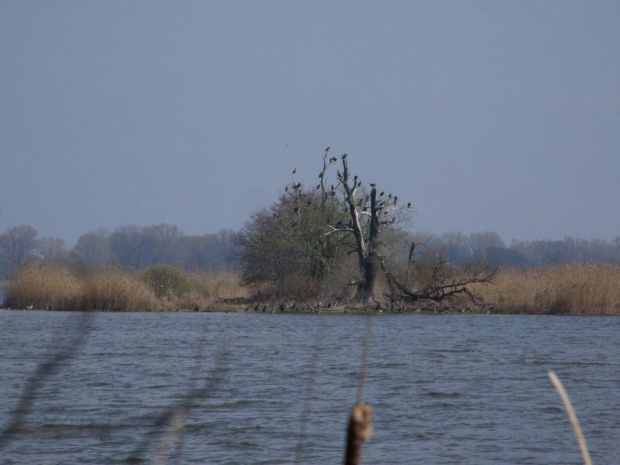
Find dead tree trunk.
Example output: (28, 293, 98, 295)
(322, 152, 411, 304)
(357, 187, 381, 302)
(336, 157, 375, 302)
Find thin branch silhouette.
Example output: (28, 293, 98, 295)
(125, 334, 230, 463)
(355, 315, 371, 404)
(0, 312, 95, 449)
(172, 326, 209, 465)
(293, 319, 325, 465)
(345, 315, 373, 465)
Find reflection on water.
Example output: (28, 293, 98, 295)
(1, 311, 619, 464)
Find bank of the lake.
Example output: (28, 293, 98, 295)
(3, 262, 620, 315)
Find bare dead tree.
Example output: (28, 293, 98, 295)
(257, 149, 492, 308)
(237, 149, 413, 303)
(319, 151, 412, 302)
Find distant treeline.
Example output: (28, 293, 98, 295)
(409, 231, 620, 268)
(1, 224, 619, 279)
(0, 224, 239, 279)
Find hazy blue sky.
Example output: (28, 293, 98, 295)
(2, 1, 619, 245)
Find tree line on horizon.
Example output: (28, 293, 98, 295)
(1, 223, 619, 281)
(0, 224, 238, 279)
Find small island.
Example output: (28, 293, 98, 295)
(2, 154, 619, 316)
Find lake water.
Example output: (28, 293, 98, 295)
(1, 311, 619, 464)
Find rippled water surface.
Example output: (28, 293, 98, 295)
(1, 310, 619, 464)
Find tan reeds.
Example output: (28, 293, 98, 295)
(6, 262, 620, 314)
(4, 263, 247, 311)
(186, 271, 247, 301)
(81, 268, 161, 311)
(6, 262, 82, 310)
(470, 263, 620, 315)
(548, 371, 593, 465)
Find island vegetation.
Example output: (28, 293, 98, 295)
(3, 260, 619, 315)
(1, 152, 620, 315)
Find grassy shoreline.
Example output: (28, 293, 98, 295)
(2, 262, 620, 315)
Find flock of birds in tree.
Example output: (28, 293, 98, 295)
(287, 148, 412, 216)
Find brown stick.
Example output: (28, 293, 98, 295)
(344, 403, 372, 465)
(548, 371, 593, 465)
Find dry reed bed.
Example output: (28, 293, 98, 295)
(471, 263, 620, 315)
(4, 263, 247, 311)
(4, 262, 620, 314)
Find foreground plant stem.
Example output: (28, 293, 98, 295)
(344, 403, 373, 465)
(548, 371, 593, 465)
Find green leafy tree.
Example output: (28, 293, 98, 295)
(237, 186, 349, 286)
(238, 149, 412, 302)
(141, 264, 189, 298)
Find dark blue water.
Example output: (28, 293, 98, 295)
(1, 311, 619, 464)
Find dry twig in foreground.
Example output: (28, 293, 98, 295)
(548, 370, 593, 465)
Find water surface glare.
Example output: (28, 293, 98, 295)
(1, 311, 619, 464)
